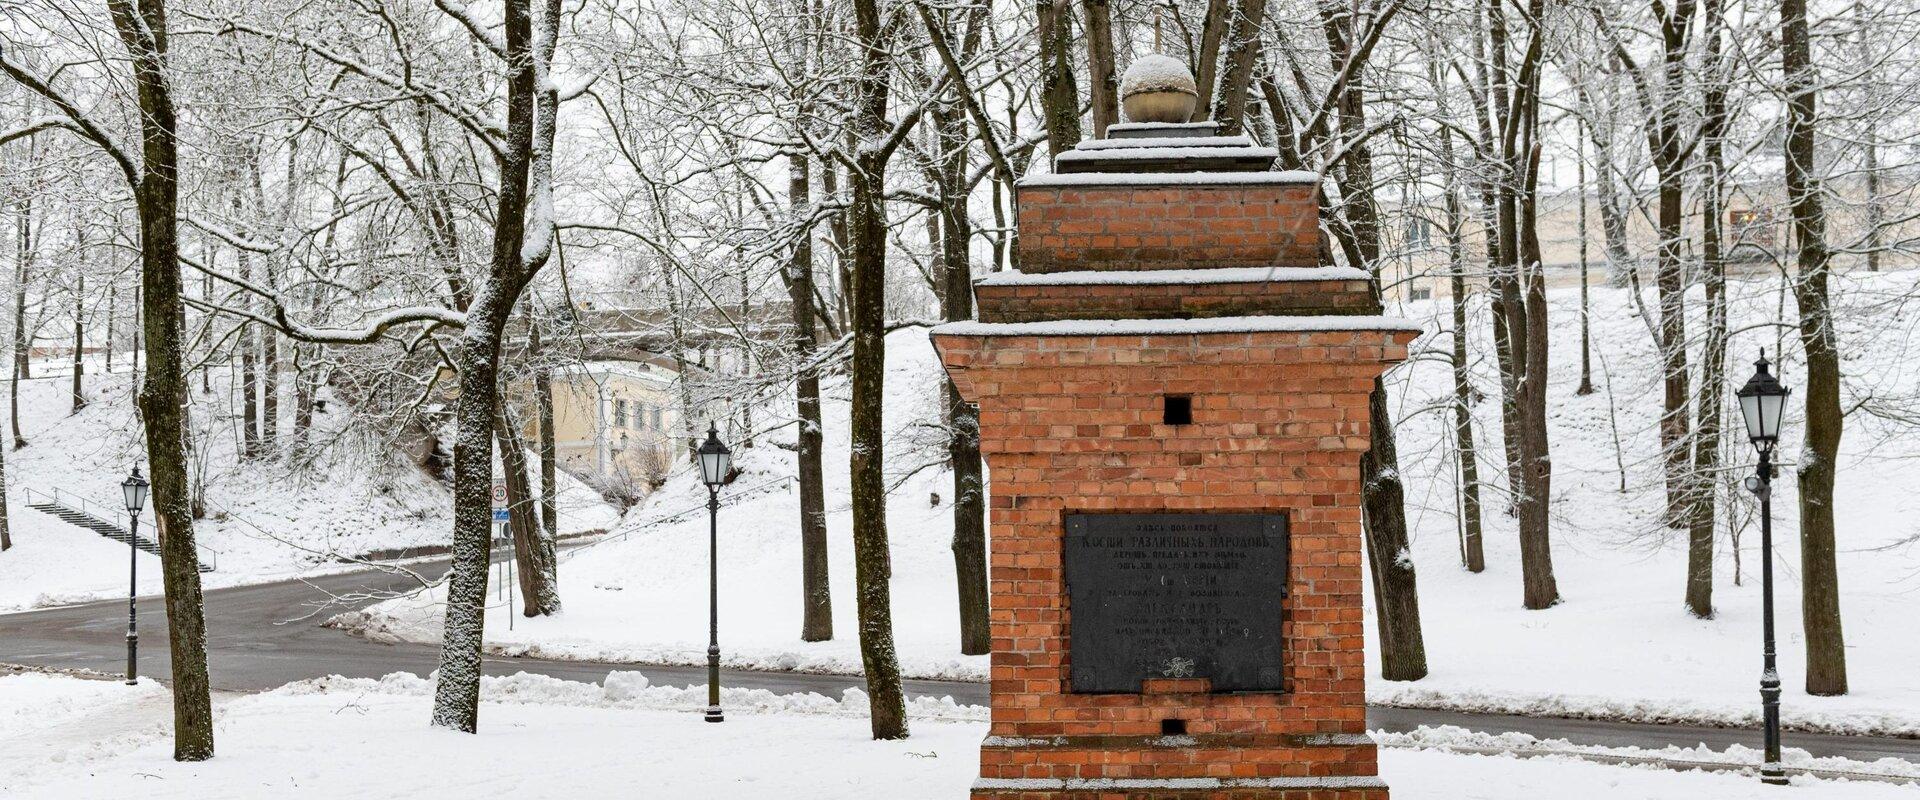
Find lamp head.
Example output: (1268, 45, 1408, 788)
(122, 466, 150, 514)
(1736, 349, 1790, 449)
(697, 423, 731, 488)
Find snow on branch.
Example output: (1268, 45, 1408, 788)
(188, 15, 509, 156)
(181, 253, 465, 344)
(0, 47, 141, 189)
(433, 0, 508, 60)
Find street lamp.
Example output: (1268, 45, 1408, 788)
(120, 466, 150, 686)
(697, 423, 733, 723)
(1737, 350, 1790, 786)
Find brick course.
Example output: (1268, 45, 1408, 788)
(1016, 183, 1321, 273)
(975, 278, 1377, 323)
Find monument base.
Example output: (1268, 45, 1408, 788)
(973, 783, 1386, 800)
(971, 731, 1382, 800)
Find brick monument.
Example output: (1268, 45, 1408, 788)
(929, 116, 1418, 799)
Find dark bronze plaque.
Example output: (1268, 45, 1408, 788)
(1063, 513, 1288, 693)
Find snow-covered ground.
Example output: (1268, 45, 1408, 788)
(337, 273, 1920, 734)
(0, 364, 619, 612)
(2, 671, 1913, 799)
(1375, 268, 1920, 736)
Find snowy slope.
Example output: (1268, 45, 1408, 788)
(1374, 268, 1920, 735)
(0, 363, 618, 612)
(336, 328, 988, 679)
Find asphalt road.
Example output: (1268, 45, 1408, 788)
(4, 556, 1917, 766)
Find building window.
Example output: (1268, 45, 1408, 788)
(1406, 217, 1431, 249)
(650, 408, 663, 430)
(1408, 285, 1433, 301)
(613, 399, 628, 429)
(637, 403, 651, 429)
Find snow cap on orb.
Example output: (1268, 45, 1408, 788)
(1118, 54, 1199, 124)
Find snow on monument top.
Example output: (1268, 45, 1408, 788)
(1119, 54, 1197, 98)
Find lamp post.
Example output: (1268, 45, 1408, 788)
(120, 467, 150, 686)
(1737, 351, 1790, 786)
(697, 423, 733, 723)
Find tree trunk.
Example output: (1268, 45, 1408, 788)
(530, 322, 558, 546)
(1036, 0, 1081, 158)
(109, 0, 215, 760)
(497, 405, 560, 616)
(13, 164, 32, 385)
(1081, 0, 1118, 137)
(1648, 1, 1697, 530)
(292, 344, 313, 440)
(1487, 0, 1557, 609)
(1686, 0, 1730, 620)
(934, 93, 990, 657)
(1575, 122, 1594, 397)
(1781, 0, 1848, 696)
(848, 0, 908, 738)
(431, 0, 549, 732)
(262, 325, 278, 451)
(1191, 0, 1230, 120)
(786, 152, 833, 643)
(238, 244, 259, 459)
(0, 404, 10, 549)
(848, 161, 906, 739)
(1321, 4, 1425, 678)
(106, 283, 116, 372)
(71, 275, 86, 413)
(1516, 136, 1558, 610)
(1437, 128, 1483, 573)
(13, 187, 31, 449)
(1211, 0, 1270, 134)
(1481, 0, 1524, 506)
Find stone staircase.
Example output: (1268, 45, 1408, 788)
(21, 488, 217, 573)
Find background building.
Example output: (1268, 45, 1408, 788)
(533, 358, 682, 501)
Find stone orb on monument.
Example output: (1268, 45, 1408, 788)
(1118, 53, 1199, 123)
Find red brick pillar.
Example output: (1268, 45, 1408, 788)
(930, 120, 1417, 800)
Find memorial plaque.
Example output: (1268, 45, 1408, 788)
(1064, 513, 1288, 693)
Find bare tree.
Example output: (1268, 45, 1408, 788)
(1781, 0, 1848, 696)
(1, 0, 221, 761)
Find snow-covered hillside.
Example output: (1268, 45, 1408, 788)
(337, 328, 987, 679)
(0, 365, 618, 612)
(343, 270, 1920, 734)
(1376, 268, 1920, 735)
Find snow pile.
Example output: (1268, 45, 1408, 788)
(335, 328, 991, 680)
(271, 669, 986, 721)
(1119, 53, 1197, 97)
(0, 672, 172, 787)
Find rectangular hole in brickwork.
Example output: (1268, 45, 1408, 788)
(1160, 718, 1187, 736)
(1162, 395, 1193, 426)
